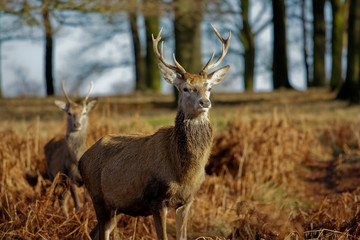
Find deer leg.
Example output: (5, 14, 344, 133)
(69, 183, 80, 210)
(52, 183, 59, 208)
(53, 182, 64, 209)
(60, 189, 70, 217)
(104, 210, 118, 240)
(175, 200, 193, 240)
(152, 206, 168, 240)
(90, 214, 118, 240)
(90, 223, 99, 240)
(83, 187, 89, 205)
(92, 196, 116, 240)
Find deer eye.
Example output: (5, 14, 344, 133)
(183, 88, 188, 92)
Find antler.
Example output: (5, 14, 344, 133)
(62, 80, 75, 104)
(83, 81, 94, 104)
(201, 24, 231, 75)
(152, 28, 187, 76)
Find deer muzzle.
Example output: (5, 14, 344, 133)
(198, 98, 211, 112)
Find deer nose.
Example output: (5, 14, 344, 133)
(74, 122, 81, 129)
(199, 99, 211, 108)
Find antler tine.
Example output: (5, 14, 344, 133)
(202, 51, 215, 72)
(201, 24, 231, 74)
(62, 80, 74, 104)
(172, 53, 186, 74)
(84, 81, 94, 104)
(152, 28, 187, 75)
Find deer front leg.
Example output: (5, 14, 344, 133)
(91, 197, 116, 240)
(60, 190, 70, 217)
(152, 206, 168, 240)
(69, 183, 80, 210)
(175, 200, 193, 240)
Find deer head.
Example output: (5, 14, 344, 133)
(55, 81, 97, 134)
(152, 24, 231, 118)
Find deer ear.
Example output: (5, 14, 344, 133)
(207, 65, 230, 86)
(86, 99, 97, 112)
(158, 63, 182, 86)
(55, 100, 68, 112)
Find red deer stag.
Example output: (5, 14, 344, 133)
(79, 24, 230, 240)
(44, 81, 96, 216)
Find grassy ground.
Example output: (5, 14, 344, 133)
(1, 88, 360, 239)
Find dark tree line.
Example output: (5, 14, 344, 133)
(42, 0, 55, 96)
(1, 0, 360, 103)
(312, 0, 327, 87)
(1, 0, 203, 96)
(337, 0, 360, 102)
(272, 0, 291, 89)
(330, 0, 345, 91)
(240, 0, 255, 91)
(237, 0, 359, 102)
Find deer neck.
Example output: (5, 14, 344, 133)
(173, 109, 213, 181)
(66, 128, 88, 161)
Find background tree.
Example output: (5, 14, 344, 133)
(312, 0, 326, 87)
(128, 5, 146, 92)
(3, 0, 360, 97)
(0, 44, 1, 97)
(0, 12, 2, 98)
(337, 0, 360, 103)
(173, 0, 203, 74)
(329, 0, 344, 91)
(172, 0, 203, 103)
(42, 0, 55, 96)
(223, 0, 271, 92)
(144, 0, 161, 93)
(240, 0, 255, 91)
(2, 0, 121, 96)
(2, 1, 52, 95)
(301, 0, 311, 87)
(272, 0, 292, 89)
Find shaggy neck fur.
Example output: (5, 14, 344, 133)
(172, 109, 213, 181)
(66, 128, 88, 162)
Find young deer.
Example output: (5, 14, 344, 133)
(79, 24, 230, 240)
(44, 81, 97, 216)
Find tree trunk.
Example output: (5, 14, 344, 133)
(144, 0, 160, 93)
(337, 0, 360, 102)
(41, 0, 54, 96)
(330, 0, 344, 91)
(240, 0, 255, 91)
(173, 0, 202, 74)
(312, 0, 327, 87)
(129, 11, 146, 92)
(173, 0, 203, 104)
(272, 0, 292, 89)
(301, 0, 311, 88)
(0, 39, 2, 98)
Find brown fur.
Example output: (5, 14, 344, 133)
(45, 125, 89, 183)
(80, 109, 212, 212)
(80, 26, 230, 240)
(79, 67, 229, 240)
(45, 93, 96, 216)
(79, 110, 212, 240)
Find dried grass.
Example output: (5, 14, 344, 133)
(1, 95, 360, 239)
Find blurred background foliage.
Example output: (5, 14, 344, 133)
(0, 0, 359, 102)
